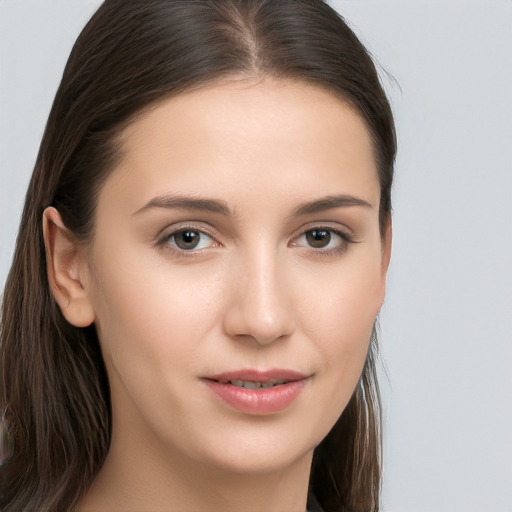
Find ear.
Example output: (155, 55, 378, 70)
(42, 207, 95, 327)
(376, 216, 392, 312)
(381, 215, 392, 277)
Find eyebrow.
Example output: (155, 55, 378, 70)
(133, 193, 372, 217)
(291, 194, 373, 216)
(133, 194, 232, 216)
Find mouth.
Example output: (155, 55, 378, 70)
(203, 369, 309, 415)
(216, 378, 289, 389)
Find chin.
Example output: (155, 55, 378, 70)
(203, 445, 314, 477)
(184, 417, 326, 477)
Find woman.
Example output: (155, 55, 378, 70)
(0, 1, 395, 511)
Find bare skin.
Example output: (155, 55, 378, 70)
(44, 78, 391, 512)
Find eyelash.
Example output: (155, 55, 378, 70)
(291, 226, 355, 256)
(156, 224, 220, 255)
(155, 224, 355, 257)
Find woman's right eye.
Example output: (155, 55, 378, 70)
(161, 229, 217, 252)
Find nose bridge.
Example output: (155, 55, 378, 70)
(224, 240, 295, 344)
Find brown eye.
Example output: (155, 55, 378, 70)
(159, 226, 218, 253)
(291, 227, 352, 254)
(173, 230, 202, 250)
(305, 229, 331, 248)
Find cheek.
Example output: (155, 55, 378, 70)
(297, 251, 383, 343)
(89, 250, 225, 384)
(295, 252, 382, 417)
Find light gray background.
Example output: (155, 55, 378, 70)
(1, 1, 511, 511)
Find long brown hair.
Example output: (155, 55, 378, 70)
(0, 1, 396, 510)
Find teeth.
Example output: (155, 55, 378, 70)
(229, 379, 287, 389)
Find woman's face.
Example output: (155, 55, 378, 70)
(82, 79, 390, 476)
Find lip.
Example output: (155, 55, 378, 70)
(203, 368, 309, 415)
(207, 368, 307, 383)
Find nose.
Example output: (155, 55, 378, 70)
(223, 247, 296, 345)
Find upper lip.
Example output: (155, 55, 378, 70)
(205, 368, 308, 383)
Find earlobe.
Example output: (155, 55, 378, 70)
(42, 207, 95, 328)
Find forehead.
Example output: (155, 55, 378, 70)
(100, 79, 379, 213)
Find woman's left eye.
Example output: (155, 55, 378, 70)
(293, 228, 351, 251)
(162, 229, 216, 251)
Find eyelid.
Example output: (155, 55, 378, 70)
(289, 223, 356, 253)
(155, 222, 221, 252)
(291, 221, 354, 241)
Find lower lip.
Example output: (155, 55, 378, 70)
(204, 379, 307, 415)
